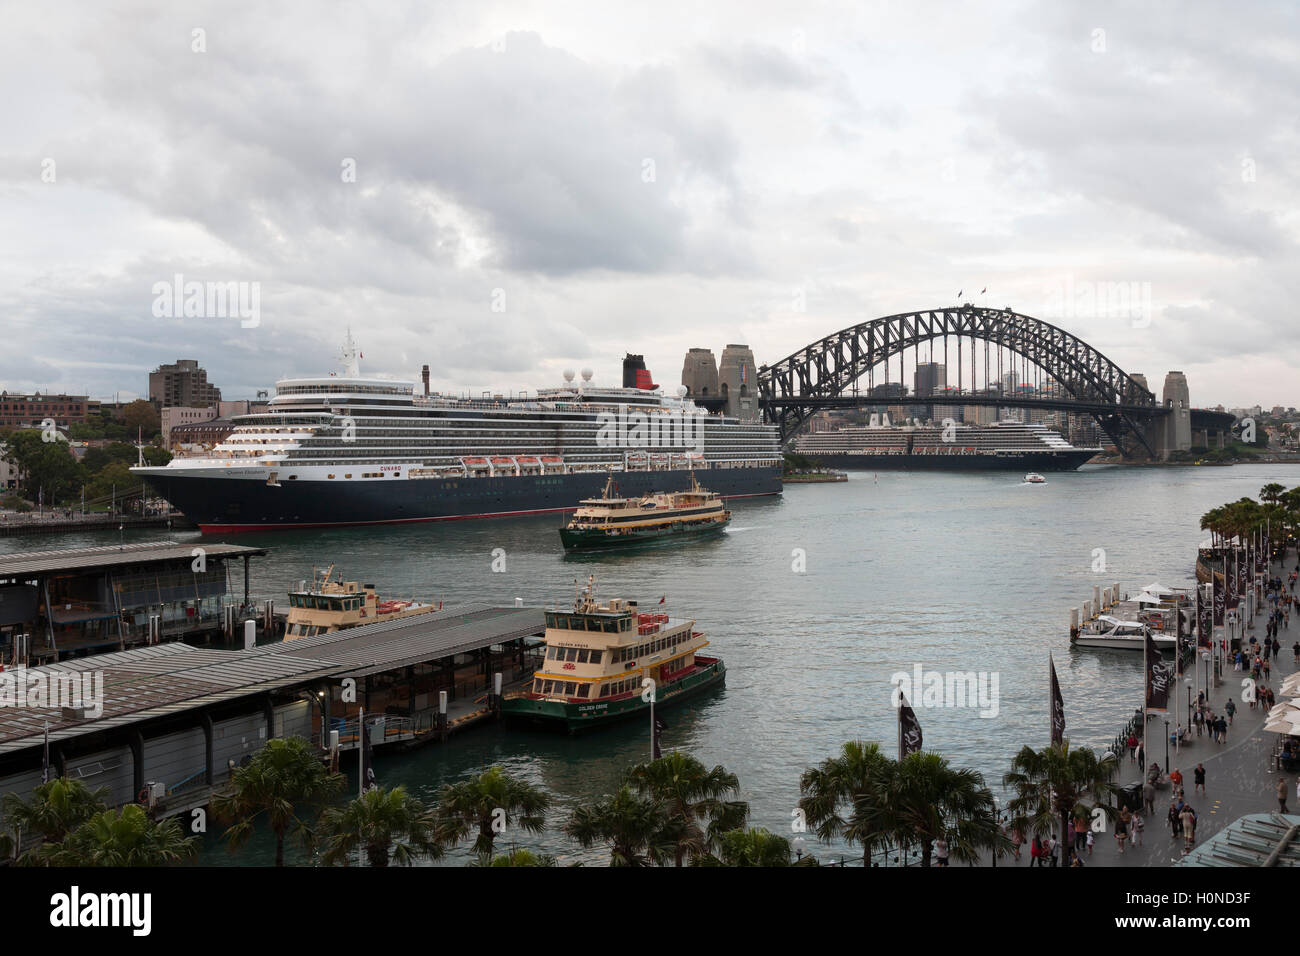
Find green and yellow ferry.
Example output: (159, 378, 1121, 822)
(502, 578, 725, 731)
(558, 473, 731, 551)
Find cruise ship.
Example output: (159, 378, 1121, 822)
(792, 420, 1100, 471)
(132, 336, 782, 532)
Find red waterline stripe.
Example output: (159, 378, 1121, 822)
(197, 490, 781, 534)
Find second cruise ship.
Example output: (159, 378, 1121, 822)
(133, 336, 783, 532)
(792, 420, 1100, 471)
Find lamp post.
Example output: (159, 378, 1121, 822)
(1164, 718, 1170, 769)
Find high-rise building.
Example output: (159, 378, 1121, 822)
(149, 359, 222, 410)
(913, 362, 946, 398)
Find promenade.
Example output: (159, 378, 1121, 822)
(1008, 557, 1298, 869)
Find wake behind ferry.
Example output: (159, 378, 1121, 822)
(133, 335, 782, 532)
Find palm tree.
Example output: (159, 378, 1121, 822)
(861, 751, 1005, 867)
(624, 751, 747, 866)
(1261, 483, 1286, 506)
(483, 847, 558, 867)
(434, 766, 549, 859)
(565, 785, 679, 866)
(212, 736, 343, 866)
(797, 740, 893, 865)
(318, 784, 444, 867)
(38, 804, 198, 866)
(708, 827, 797, 866)
(1003, 741, 1118, 856)
(0, 778, 110, 856)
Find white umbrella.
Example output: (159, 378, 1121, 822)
(1265, 715, 1300, 735)
(1143, 582, 1177, 595)
(1282, 673, 1300, 696)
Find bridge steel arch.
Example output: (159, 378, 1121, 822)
(757, 305, 1161, 458)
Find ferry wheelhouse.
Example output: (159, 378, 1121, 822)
(284, 565, 437, 639)
(502, 580, 725, 731)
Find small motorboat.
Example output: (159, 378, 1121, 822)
(1023, 472, 1046, 483)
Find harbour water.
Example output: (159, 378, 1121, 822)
(4, 463, 1294, 864)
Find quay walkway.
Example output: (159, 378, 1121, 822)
(1001, 556, 1300, 869)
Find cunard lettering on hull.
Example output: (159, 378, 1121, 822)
(132, 335, 783, 531)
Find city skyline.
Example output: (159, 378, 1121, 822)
(3, 2, 1297, 409)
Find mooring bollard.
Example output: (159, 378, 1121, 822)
(243, 619, 255, 650)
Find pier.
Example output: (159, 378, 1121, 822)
(0, 541, 268, 664)
(0, 602, 544, 838)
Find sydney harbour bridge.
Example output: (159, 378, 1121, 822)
(750, 305, 1233, 460)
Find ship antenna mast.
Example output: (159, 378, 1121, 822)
(339, 329, 361, 378)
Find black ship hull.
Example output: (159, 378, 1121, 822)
(141, 466, 783, 533)
(807, 450, 1097, 471)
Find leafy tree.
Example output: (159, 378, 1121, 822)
(85, 461, 136, 504)
(36, 804, 198, 867)
(1004, 741, 1118, 854)
(122, 399, 160, 437)
(798, 740, 893, 865)
(705, 827, 798, 866)
(565, 785, 678, 867)
(318, 785, 443, 867)
(212, 737, 343, 866)
(2, 430, 84, 505)
(624, 751, 747, 866)
(434, 766, 549, 859)
(483, 848, 558, 867)
(0, 778, 110, 858)
(860, 751, 1006, 867)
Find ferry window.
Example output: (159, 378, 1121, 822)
(599, 685, 609, 697)
(589, 650, 603, 664)
(545, 647, 556, 659)
(565, 682, 576, 696)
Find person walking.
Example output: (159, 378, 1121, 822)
(1142, 779, 1156, 816)
(1226, 698, 1236, 725)
(934, 836, 949, 867)
(1114, 810, 1128, 854)
(1085, 829, 1095, 856)
(1010, 826, 1022, 862)
(1137, 740, 1145, 772)
(1168, 801, 1182, 839)
(1073, 815, 1088, 852)
(1130, 809, 1144, 847)
(1194, 763, 1206, 795)
(1193, 709, 1204, 737)
(1180, 805, 1197, 853)
(1127, 733, 1138, 761)
(1278, 777, 1290, 814)
(1030, 835, 1042, 867)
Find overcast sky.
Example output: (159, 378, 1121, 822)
(2, 0, 1296, 409)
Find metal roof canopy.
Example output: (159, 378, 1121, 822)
(1176, 812, 1300, 867)
(0, 540, 267, 578)
(0, 603, 544, 756)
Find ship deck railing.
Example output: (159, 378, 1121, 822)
(507, 655, 720, 704)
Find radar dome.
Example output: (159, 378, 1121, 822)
(581, 368, 594, 382)
(562, 369, 576, 383)
(677, 385, 688, 397)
